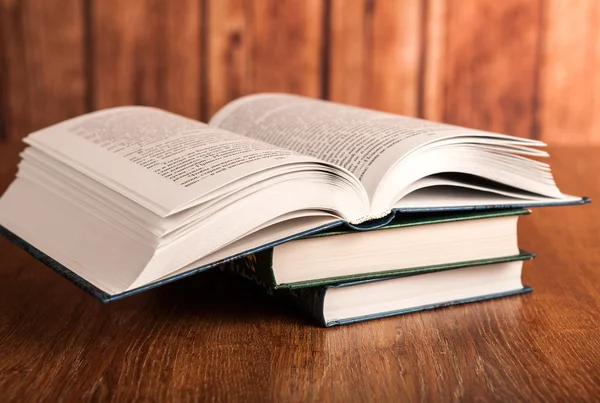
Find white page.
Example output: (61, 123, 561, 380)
(394, 186, 580, 210)
(25, 106, 324, 216)
(19, 148, 338, 239)
(0, 179, 153, 294)
(0, 177, 342, 295)
(157, 215, 340, 283)
(209, 93, 544, 198)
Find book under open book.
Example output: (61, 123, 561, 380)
(0, 93, 588, 299)
(226, 209, 528, 290)
(223, 253, 534, 327)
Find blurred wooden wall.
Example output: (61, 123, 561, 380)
(0, 0, 598, 145)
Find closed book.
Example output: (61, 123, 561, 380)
(223, 252, 534, 327)
(236, 208, 529, 289)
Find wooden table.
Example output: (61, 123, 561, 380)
(0, 144, 598, 402)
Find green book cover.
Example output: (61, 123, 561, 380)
(222, 251, 535, 327)
(222, 208, 530, 289)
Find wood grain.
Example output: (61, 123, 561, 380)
(328, 0, 423, 116)
(421, 0, 446, 122)
(0, 0, 86, 142)
(426, 0, 542, 138)
(0, 145, 598, 401)
(1, 1, 600, 144)
(206, 0, 324, 118)
(91, 0, 202, 119)
(537, 0, 600, 144)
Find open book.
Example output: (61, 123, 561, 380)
(0, 93, 586, 298)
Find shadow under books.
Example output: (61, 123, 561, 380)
(119, 269, 307, 326)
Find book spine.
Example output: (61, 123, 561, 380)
(219, 254, 327, 326)
(218, 249, 278, 288)
(280, 287, 327, 326)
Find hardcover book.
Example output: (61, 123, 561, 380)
(223, 252, 535, 327)
(224, 208, 529, 289)
(0, 93, 588, 299)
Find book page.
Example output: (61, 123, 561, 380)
(209, 93, 538, 198)
(24, 106, 320, 216)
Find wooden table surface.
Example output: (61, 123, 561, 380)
(0, 143, 598, 402)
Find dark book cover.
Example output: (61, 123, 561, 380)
(221, 252, 535, 327)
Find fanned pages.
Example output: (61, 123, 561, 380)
(209, 94, 578, 216)
(0, 93, 587, 297)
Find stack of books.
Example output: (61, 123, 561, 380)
(0, 94, 588, 327)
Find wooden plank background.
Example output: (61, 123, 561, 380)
(0, 0, 598, 144)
